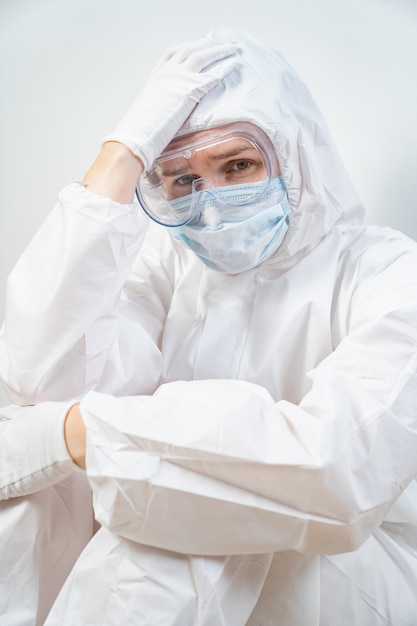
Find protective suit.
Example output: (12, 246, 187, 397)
(1, 28, 417, 625)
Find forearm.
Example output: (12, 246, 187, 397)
(83, 141, 143, 204)
(80, 376, 417, 556)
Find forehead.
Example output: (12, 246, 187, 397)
(163, 121, 269, 154)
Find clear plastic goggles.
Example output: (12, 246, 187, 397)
(136, 123, 277, 227)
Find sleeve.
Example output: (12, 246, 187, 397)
(0, 183, 164, 404)
(81, 244, 417, 557)
(0, 402, 79, 500)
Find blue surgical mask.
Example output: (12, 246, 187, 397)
(172, 176, 291, 274)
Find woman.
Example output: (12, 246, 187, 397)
(1, 28, 417, 625)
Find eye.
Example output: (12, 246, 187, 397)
(175, 174, 197, 186)
(230, 160, 253, 172)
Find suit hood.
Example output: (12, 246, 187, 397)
(178, 28, 364, 267)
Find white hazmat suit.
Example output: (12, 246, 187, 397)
(1, 29, 417, 625)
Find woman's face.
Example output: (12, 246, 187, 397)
(137, 122, 281, 227)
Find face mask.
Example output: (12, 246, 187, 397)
(172, 176, 291, 274)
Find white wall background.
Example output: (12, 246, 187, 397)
(1, 0, 416, 405)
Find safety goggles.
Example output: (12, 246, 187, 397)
(136, 123, 277, 227)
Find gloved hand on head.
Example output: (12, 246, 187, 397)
(104, 37, 239, 170)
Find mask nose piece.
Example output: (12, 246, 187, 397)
(190, 178, 222, 227)
(192, 177, 215, 193)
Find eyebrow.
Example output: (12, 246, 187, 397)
(207, 145, 257, 161)
(159, 164, 192, 178)
(159, 146, 258, 178)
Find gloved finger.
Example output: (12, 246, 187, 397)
(183, 42, 239, 73)
(156, 37, 210, 65)
(194, 54, 239, 92)
(159, 37, 237, 69)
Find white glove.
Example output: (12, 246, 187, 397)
(104, 37, 239, 170)
(0, 401, 76, 499)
